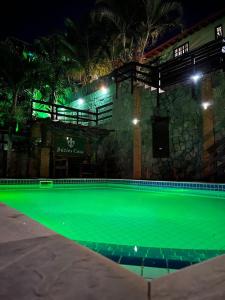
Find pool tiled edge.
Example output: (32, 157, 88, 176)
(0, 178, 225, 192)
(77, 240, 225, 270)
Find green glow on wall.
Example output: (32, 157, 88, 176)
(15, 122, 19, 132)
(71, 84, 114, 111)
(30, 82, 114, 122)
(33, 89, 42, 101)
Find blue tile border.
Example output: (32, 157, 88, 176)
(75, 240, 225, 269)
(0, 178, 225, 192)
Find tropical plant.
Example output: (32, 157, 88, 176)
(0, 40, 39, 119)
(135, 0, 183, 61)
(92, 0, 136, 64)
(34, 34, 80, 111)
(61, 17, 108, 84)
(92, 0, 183, 63)
(0, 39, 40, 176)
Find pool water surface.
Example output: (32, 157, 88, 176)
(1, 183, 225, 267)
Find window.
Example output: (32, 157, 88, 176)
(174, 42, 189, 58)
(215, 25, 223, 39)
(152, 117, 170, 158)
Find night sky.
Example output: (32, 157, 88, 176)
(0, 0, 224, 42)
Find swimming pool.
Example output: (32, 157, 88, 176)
(1, 180, 225, 269)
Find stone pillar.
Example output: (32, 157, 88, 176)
(29, 122, 51, 178)
(40, 123, 52, 178)
(201, 75, 215, 179)
(28, 147, 39, 178)
(40, 147, 50, 178)
(133, 86, 142, 179)
(28, 123, 41, 178)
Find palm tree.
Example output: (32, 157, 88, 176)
(92, 0, 136, 65)
(62, 17, 112, 84)
(0, 39, 40, 177)
(61, 19, 92, 84)
(34, 34, 80, 117)
(93, 0, 182, 63)
(136, 0, 182, 61)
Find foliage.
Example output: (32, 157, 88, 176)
(0, 39, 40, 127)
(0, 0, 184, 127)
(34, 34, 80, 104)
(92, 0, 183, 63)
(61, 17, 112, 84)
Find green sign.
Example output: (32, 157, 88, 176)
(55, 135, 85, 155)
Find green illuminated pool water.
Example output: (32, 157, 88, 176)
(1, 184, 225, 253)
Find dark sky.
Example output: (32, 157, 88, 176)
(0, 0, 95, 41)
(0, 0, 224, 42)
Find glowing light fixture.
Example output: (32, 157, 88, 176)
(191, 73, 202, 83)
(134, 246, 138, 252)
(201, 102, 211, 110)
(132, 118, 140, 125)
(151, 86, 157, 91)
(222, 38, 225, 53)
(159, 88, 165, 94)
(100, 86, 108, 94)
(78, 98, 84, 105)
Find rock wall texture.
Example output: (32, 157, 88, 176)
(98, 71, 225, 181)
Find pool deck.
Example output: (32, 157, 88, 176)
(1, 202, 225, 300)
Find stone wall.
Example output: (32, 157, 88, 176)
(213, 71, 225, 179)
(98, 71, 225, 181)
(97, 83, 133, 178)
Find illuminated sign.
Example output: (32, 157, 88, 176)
(54, 135, 85, 155)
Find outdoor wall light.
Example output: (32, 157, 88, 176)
(159, 88, 165, 94)
(222, 38, 225, 54)
(201, 102, 211, 110)
(100, 86, 108, 94)
(191, 73, 202, 83)
(132, 118, 140, 125)
(78, 98, 84, 105)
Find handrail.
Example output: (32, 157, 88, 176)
(32, 99, 96, 116)
(97, 101, 113, 110)
(113, 38, 224, 92)
(32, 99, 113, 126)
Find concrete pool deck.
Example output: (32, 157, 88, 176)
(0, 202, 225, 299)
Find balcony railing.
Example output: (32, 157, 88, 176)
(31, 100, 113, 127)
(113, 38, 225, 94)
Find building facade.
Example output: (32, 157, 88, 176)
(1, 12, 225, 181)
(96, 12, 225, 181)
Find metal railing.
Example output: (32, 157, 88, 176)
(31, 99, 113, 126)
(113, 38, 225, 93)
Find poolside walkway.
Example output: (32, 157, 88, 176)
(151, 254, 225, 300)
(0, 203, 148, 300)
